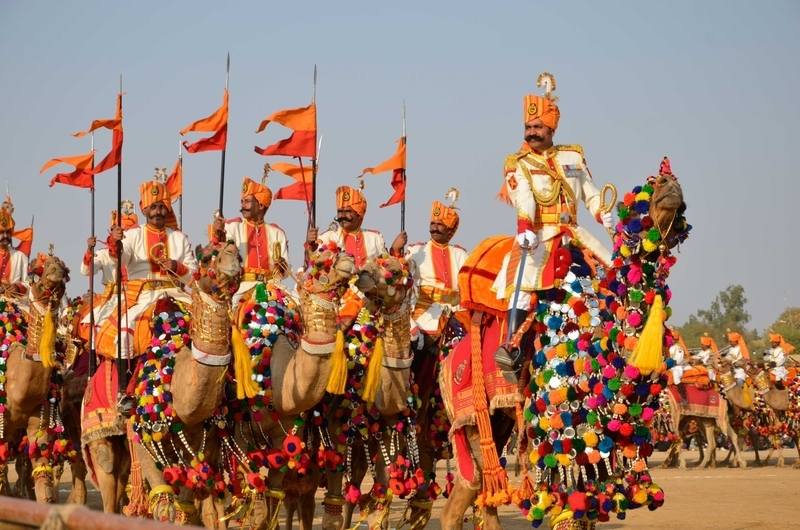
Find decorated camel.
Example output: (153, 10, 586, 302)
(226, 249, 415, 530)
(0, 252, 76, 504)
(440, 161, 690, 529)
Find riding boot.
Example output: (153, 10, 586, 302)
(495, 309, 530, 384)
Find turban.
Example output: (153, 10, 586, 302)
(700, 334, 718, 353)
(0, 204, 14, 232)
(111, 210, 139, 230)
(769, 333, 796, 354)
(241, 177, 273, 209)
(139, 181, 178, 230)
(523, 94, 560, 131)
(336, 186, 367, 217)
(430, 200, 459, 230)
(726, 330, 750, 360)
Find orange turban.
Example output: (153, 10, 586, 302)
(241, 177, 273, 209)
(726, 330, 750, 360)
(430, 200, 459, 230)
(336, 186, 367, 217)
(769, 333, 796, 354)
(139, 181, 178, 230)
(700, 334, 719, 353)
(523, 94, 560, 130)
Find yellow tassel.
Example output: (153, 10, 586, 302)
(629, 294, 665, 376)
(361, 337, 384, 404)
(742, 382, 753, 409)
(39, 309, 57, 368)
(231, 325, 258, 400)
(325, 329, 347, 395)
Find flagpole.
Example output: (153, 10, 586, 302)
(218, 53, 229, 215)
(311, 64, 317, 226)
(400, 101, 407, 232)
(89, 133, 97, 377)
(115, 75, 127, 397)
(177, 137, 183, 230)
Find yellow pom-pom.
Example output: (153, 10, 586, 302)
(642, 239, 657, 252)
(635, 191, 650, 201)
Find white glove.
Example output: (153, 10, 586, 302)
(600, 211, 614, 229)
(516, 230, 538, 249)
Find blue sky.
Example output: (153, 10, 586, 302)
(1, 1, 798, 334)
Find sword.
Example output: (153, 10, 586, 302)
(506, 236, 531, 342)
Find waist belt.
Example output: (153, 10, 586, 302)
(242, 272, 269, 282)
(417, 285, 459, 307)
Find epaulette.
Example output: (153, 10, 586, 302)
(556, 144, 585, 156)
(268, 222, 286, 233)
(226, 217, 243, 224)
(504, 152, 523, 171)
(407, 241, 425, 249)
(364, 228, 381, 234)
(451, 243, 467, 252)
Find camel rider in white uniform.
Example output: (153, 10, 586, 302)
(492, 73, 614, 376)
(765, 332, 793, 388)
(724, 330, 750, 386)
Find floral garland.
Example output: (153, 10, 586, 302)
(131, 298, 226, 498)
(0, 299, 28, 465)
(516, 171, 689, 526)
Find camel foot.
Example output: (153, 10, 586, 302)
(792, 461, 800, 469)
(66, 483, 88, 505)
(777, 458, 785, 468)
(321, 511, 344, 530)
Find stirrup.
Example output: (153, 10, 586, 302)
(117, 394, 136, 417)
(494, 344, 522, 384)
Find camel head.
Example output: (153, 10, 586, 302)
(354, 254, 412, 314)
(29, 251, 69, 304)
(301, 242, 357, 296)
(194, 241, 242, 302)
(614, 157, 690, 260)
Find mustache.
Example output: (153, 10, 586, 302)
(525, 134, 545, 142)
(336, 216, 353, 223)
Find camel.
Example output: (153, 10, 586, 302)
(722, 367, 800, 468)
(659, 387, 746, 469)
(441, 167, 689, 530)
(0, 253, 71, 504)
(129, 240, 243, 527)
(230, 252, 414, 530)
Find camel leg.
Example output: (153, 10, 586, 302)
(26, 413, 55, 503)
(322, 467, 345, 530)
(13, 455, 35, 500)
(66, 457, 88, 504)
(200, 495, 226, 529)
(112, 437, 131, 510)
(702, 421, 716, 468)
(88, 438, 124, 513)
(793, 438, 800, 469)
(773, 436, 785, 468)
(297, 488, 316, 530)
(343, 441, 368, 529)
(725, 425, 747, 468)
(441, 480, 478, 530)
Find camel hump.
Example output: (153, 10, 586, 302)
(457, 235, 514, 317)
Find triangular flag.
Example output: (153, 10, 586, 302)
(362, 138, 406, 208)
(166, 158, 183, 202)
(254, 104, 316, 158)
(181, 89, 228, 153)
(40, 151, 95, 189)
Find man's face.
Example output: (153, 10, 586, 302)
(145, 201, 170, 229)
(0, 230, 11, 249)
(771, 339, 781, 348)
(241, 195, 267, 222)
(524, 118, 554, 152)
(430, 220, 456, 245)
(336, 207, 363, 232)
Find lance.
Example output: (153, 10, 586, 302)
(311, 64, 317, 226)
(88, 132, 97, 377)
(400, 101, 407, 232)
(218, 53, 230, 215)
(177, 137, 183, 230)
(115, 75, 126, 396)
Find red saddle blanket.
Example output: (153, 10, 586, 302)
(669, 384, 722, 418)
(440, 315, 520, 485)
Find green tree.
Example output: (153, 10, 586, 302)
(677, 284, 757, 351)
(766, 307, 800, 350)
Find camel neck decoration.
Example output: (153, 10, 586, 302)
(512, 166, 690, 527)
(0, 299, 27, 465)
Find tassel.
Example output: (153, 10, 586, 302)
(325, 329, 347, 395)
(123, 422, 149, 516)
(232, 324, 258, 399)
(39, 308, 57, 368)
(629, 294, 665, 376)
(361, 337, 384, 404)
(742, 382, 753, 409)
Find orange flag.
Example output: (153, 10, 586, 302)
(254, 104, 316, 158)
(91, 93, 123, 175)
(166, 158, 182, 202)
(362, 138, 407, 207)
(181, 89, 228, 153)
(40, 151, 95, 188)
(12, 226, 33, 258)
(272, 162, 312, 201)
